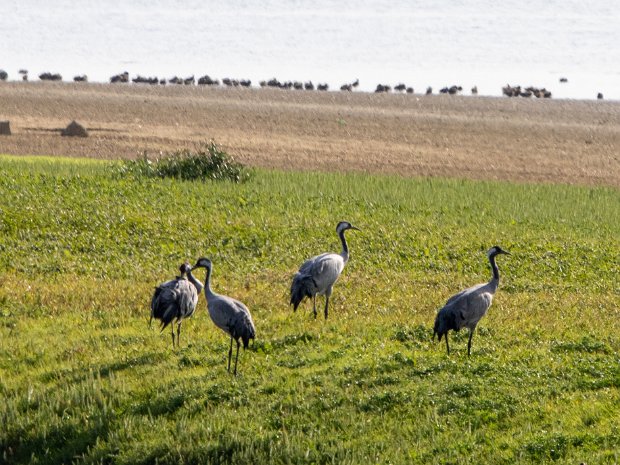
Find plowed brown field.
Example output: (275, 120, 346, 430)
(1, 82, 619, 186)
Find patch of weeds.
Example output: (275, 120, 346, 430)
(312, 390, 344, 412)
(551, 336, 611, 354)
(276, 356, 308, 369)
(136, 392, 186, 417)
(358, 390, 410, 413)
(394, 324, 430, 345)
(574, 360, 620, 390)
(260, 385, 278, 395)
(113, 141, 251, 182)
(471, 362, 495, 375)
(390, 351, 415, 367)
(269, 332, 315, 349)
(178, 353, 204, 368)
(97, 353, 163, 377)
(437, 389, 518, 429)
(444, 382, 477, 399)
(523, 433, 584, 461)
(204, 383, 249, 408)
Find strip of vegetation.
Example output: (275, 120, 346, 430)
(0, 156, 618, 464)
(113, 141, 251, 182)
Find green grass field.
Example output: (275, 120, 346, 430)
(1, 155, 618, 464)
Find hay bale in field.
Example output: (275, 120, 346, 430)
(0, 121, 11, 135)
(61, 120, 88, 137)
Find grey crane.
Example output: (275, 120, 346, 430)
(290, 221, 360, 319)
(192, 257, 256, 375)
(150, 262, 203, 347)
(433, 246, 510, 356)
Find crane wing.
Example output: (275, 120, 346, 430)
(444, 283, 485, 306)
(298, 252, 332, 275)
(439, 283, 495, 331)
(175, 279, 199, 318)
(208, 295, 254, 337)
(298, 253, 344, 289)
(151, 278, 181, 313)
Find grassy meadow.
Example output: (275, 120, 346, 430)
(0, 155, 619, 464)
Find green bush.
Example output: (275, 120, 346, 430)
(114, 141, 251, 182)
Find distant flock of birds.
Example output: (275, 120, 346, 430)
(151, 221, 510, 375)
(0, 68, 606, 99)
(502, 84, 552, 99)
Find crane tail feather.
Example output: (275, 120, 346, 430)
(290, 274, 313, 311)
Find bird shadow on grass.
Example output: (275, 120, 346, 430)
(39, 352, 164, 384)
(251, 332, 316, 354)
(131, 376, 251, 417)
(132, 391, 187, 418)
(5, 413, 111, 465)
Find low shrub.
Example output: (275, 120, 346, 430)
(114, 141, 251, 182)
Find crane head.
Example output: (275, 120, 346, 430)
(179, 262, 191, 275)
(336, 221, 361, 234)
(192, 257, 212, 270)
(487, 246, 510, 258)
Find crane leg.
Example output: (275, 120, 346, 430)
(177, 322, 182, 348)
(467, 329, 474, 356)
(227, 336, 233, 372)
(324, 296, 329, 320)
(171, 324, 176, 348)
(233, 339, 240, 376)
(445, 333, 450, 355)
(312, 295, 317, 319)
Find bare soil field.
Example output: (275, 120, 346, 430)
(0, 81, 619, 186)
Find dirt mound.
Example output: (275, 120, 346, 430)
(61, 120, 88, 137)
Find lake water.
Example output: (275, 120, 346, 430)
(2, 0, 619, 99)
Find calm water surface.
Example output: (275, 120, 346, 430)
(2, 0, 619, 99)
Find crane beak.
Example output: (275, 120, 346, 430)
(502, 250, 511, 256)
(350, 225, 361, 231)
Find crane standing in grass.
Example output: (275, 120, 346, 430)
(150, 262, 203, 347)
(192, 257, 256, 375)
(433, 246, 510, 356)
(290, 221, 360, 319)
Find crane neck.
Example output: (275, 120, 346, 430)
(489, 253, 500, 282)
(186, 269, 204, 295)
(339, 228, 350, 262)
(202, 266, 215, 297)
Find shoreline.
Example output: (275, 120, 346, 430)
(1, 81, 619, 187)
(1, 73, 615, 102)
